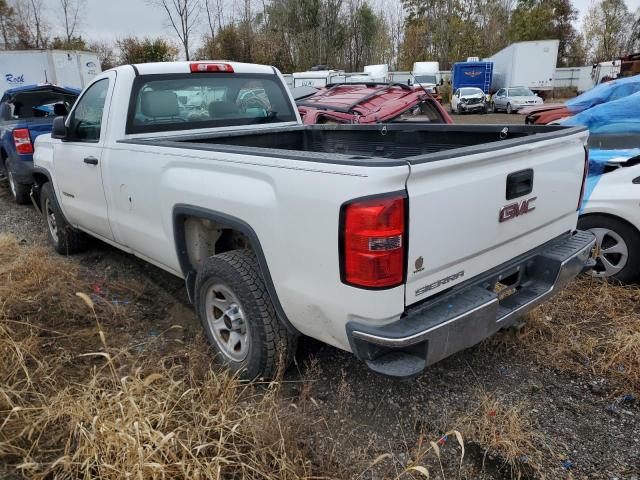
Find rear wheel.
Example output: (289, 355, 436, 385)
(7, 166, 30, 204)
(40, 182, 88, 254)
(578, 215, 640, 283)
(195, 249, 297, 379)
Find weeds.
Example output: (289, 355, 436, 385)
(0, 235, 456, 479)
(517, 277, 640, 392)
(455, 392, 545, 478)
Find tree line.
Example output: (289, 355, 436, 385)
(1, 0, 639, 72)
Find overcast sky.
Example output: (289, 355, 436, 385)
(49, 0, 640, 45)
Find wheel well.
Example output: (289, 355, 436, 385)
(32, 172, 49, 186)
(579, 212, 640, 236)
(181, 215, 252, 272)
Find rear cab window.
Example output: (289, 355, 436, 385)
(126, 73, 297, 134)
(1, 89, 78, 120)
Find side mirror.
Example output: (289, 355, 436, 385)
(51, 116, 68, 140)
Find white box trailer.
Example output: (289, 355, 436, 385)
(0, 49, 101, 94)
(488, 40, 559, 92)
(554, 66, 594, 93)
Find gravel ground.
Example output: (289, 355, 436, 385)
(1, 166, 638, 479)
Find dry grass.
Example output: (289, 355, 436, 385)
(516, 277, 640, 392)
(0, 234, 457, 479)
(455, 392, 546, 478)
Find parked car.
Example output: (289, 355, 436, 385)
(450, 87, 487, 114)
(32, 61, 594, 380)
(579, 145, 640, 283)
(0, 84, 79, 203)
(295, 82, 452, 124)
(491, 86, 543, 113)
(522, 74, 640, 125)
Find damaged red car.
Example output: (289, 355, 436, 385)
(294, 82, 452, 125)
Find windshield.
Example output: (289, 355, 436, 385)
(127, 73, 296, 134)
(460, 88, 483, 96)
(508, 87, 534, 96)
(414, 75, 437, 84)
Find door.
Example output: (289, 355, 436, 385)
(494, 89, 506, 109)
(53, 72, 115, 240)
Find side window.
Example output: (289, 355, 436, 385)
(69, 78, 109, 142)
(497, 89, 504, 96)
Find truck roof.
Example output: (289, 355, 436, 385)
(125, 61, 277, 76)
(3, 84, 81, 95)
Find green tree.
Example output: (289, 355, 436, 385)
(509, 0, 584, 66)
(116, 37, 179, 65)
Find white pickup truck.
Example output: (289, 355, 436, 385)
(32, 61, 595, 379)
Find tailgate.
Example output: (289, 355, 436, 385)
(405, 128, 588, 306)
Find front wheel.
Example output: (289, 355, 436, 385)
(506, 103, 513, 114)
(195, 249, 297, 379)
(578, 215, 640, 283)
(40, 182, 88, 254)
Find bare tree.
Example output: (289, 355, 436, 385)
(204, 0, 226, 39)
(13, 0, 48, 48)
(59, 0, 85, 43)
(149, 0, 201, 60)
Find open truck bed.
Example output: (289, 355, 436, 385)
(122, 123, 584, 166)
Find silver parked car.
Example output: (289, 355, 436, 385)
(491, 86, 543, 114)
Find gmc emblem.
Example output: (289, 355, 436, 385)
(499, 197, 537, 222)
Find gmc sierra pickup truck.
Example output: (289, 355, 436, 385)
(32, 61, 595, 379)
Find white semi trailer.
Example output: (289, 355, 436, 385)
(0, 49, 101, 93)
(488, 40, 559, 93)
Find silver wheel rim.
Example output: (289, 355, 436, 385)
(589, 227, 629, 278)
(45, 198, 59, 244)
(205, 283, 249, 362)
(8, 171, 16, 198)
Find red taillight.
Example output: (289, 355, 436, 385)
(578, 146, 589, 211)
(13, 129, 33, 154)
(342, 195, 406, 288)
(190, 63, 234, 73)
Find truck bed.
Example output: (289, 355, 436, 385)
(124, 124, 586, 166)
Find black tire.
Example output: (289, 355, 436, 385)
(40, 182, 88, 254)
(7, 165, 31, 204)
(195, 249, 297, 380)
(506, 103, 513, 114)
(578, 214, 640, 284)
